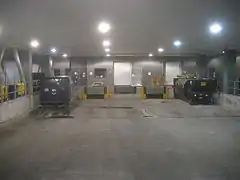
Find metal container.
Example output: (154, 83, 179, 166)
(40, 76, 72, 105)
(175, 78, 217, 104)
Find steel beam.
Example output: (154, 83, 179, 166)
(13, 49, 26, 83)
(0, 48, 5, 73)
(0, 48, 5, 85)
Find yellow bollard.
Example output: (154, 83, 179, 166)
(81, 88, 87, 100)
(140, 86, 146, 99)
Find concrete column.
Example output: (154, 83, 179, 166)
(222, 50, 237, 94)
(28, 51, 33, 109)
(49, 56, 54, 76)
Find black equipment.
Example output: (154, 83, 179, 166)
(40, 76, 72, 106)
(174, 78, 217, 105)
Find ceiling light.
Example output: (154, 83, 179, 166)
(158, 48, 164, 53)
(103, 40, 111, 47)
(106, 54, 111, 57)
(222, 50, 225, 54)
(104, 48, 111, 52)
(98, 22, 111, 34)
(149, 53, 153, 57)
(174, 40, 182, 47)
(62, 53, 68, 58)
(210, 23, 222, 34)
(29, 39, 40, 48)
(50, 48, 57, 53)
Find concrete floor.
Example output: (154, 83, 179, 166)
(1, 97, 240, 180)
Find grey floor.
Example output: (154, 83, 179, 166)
(1, 96, 240, 180)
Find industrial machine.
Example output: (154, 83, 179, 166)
(174, 78, 217, 105)
(40, 76, 73, 106)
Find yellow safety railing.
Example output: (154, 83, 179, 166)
(0, 83, 26, 103)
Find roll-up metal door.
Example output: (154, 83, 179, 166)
(114, 62, 132, 86)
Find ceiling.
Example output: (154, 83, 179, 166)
(0, 0, 239, 57)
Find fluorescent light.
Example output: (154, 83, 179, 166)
(158, 48, 164, 53)
(62, 53, 68, 58)
(29, 39, 40, 48)
(210, 23, 222, 34)
(149, 53, 153, 57)
(50, 48, 57, 53)
(106, 54, 111, 57)
(174, 40, 182, 47)
(103, 40, 111, 47)
(98, 22, 111, 34)
(104, 48, 111, 52)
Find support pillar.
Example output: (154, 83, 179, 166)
(222, 50, 237, 94)
(49, 56, 54, 76)
(28, 51, 33, 109)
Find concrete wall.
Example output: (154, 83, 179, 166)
(133, 59, 163, 86)
(52, 57, 70, 75)
(182, 61, 197, 74)
(85, 57, 165, 91)
(0, 96, 29, 123)
(0, 95, 39, 123)
(222, 94, 240, 112)
(68, 56, 201, 91)
(3, 61, 20, 83)
(87, 58, 114, 92)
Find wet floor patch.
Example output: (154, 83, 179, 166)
(141, 109, 157, 118)
(89, 106, 134, 109)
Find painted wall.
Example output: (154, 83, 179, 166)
(87, 58, 114, 89)
(52, 57, 70, 75)
(83, 56, 202, 90)
(182, 61, 197, 74)
(70, 57, 87, 85)
(3, 61, 20, 83)
(133, 59, 163, 86)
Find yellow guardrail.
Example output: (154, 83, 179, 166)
(0, 83, 26, 102)
(0, 85, 8, 102)
(16, 82, 25, 96)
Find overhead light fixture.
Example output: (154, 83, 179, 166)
(209, 23, 222, 34)
(104, 48, 111, 53)
(106, 54, 111, 57)
(103, 40, 111, 47)
(222, 50, 225, 54)
(149, 53, 153, 57)
(62, 53, 68, 58)
(98, 22, 111, 34)
(158, 48, 164, 53)
(29, 39, 40, 48)
(50, 48, 57, 53)
(174, 40, 182, 47)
